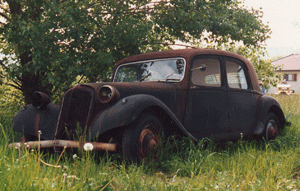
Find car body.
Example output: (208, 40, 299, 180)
(10, 49, 285, 162)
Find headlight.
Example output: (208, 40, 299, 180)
(32, 91, 50, 110)
(98, 85, 120, 104)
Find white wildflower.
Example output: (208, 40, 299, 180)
(83, 143, 94, 151)
(73, 154, 78, 159)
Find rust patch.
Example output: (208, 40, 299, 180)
(138, 126, 159, 159)
(34, 113, 41, 136)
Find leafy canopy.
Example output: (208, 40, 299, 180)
(0, 0, 271, 103)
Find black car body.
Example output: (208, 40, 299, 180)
(10, 49, 285, 162)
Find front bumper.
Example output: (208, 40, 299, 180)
(8, 140, 117, 152)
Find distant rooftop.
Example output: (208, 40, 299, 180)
(272, 54, 300, 71)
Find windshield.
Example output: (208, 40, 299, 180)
(114, 58, 185, 82)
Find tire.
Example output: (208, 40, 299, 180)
(264, 112, 281, 140)
(122, 113, 163, 163)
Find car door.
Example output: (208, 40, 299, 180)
(184, 56, 229, 139)
(225, 58, 257, 134)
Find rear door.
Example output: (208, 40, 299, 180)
(184, 56, 229, 139)
(225, 58, 257, 134)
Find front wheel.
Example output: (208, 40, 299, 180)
(122, 113, 163, 163)
(264, 112, 281, 140)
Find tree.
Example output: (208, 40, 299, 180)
(0, 0, 271, 104)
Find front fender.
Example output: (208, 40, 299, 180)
(89, 94, 197, 141)
(13, 103, 60, 140)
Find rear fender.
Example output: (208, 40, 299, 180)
(13, 103, 60, 140)
(253, 95, 285, 135)
(89, 94, 197, 141)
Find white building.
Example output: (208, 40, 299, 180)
(268, 54, 300, 94)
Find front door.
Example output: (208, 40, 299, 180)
(184, 56, 229, 140)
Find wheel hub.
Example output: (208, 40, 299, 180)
(267, 119, 277, 140)
(139, 127, 159, 159)
(268, 125, 277, 139)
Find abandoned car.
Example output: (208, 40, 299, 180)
(10, 49, 285, 162)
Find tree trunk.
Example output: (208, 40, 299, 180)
(8, 1, 51, 105)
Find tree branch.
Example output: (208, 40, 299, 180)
(0, 5, 10, 14)
(11, 78, 22, 88)
(76, 75, 84, 84)
(0, 11, 9, 20)
(156, 43, 197, 49)
(0, 61, 8, 70)
(7, 83, 22, 91)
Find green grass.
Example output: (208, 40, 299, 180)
(1, 94, 300, 190)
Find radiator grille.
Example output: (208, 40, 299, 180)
(55, 87, 94, 139)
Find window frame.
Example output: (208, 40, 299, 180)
(189, 55, 226, 89)
(113, 57, 187, 83)
(284, 74, 297, 81)
(224, 57, 252, 91)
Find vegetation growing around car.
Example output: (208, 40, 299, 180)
(1, 93, 300, 190)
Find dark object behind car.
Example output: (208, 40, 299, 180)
(10, 49, 285, 162)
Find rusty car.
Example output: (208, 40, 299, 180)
(10, 49, 286, 162)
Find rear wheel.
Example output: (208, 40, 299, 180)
(264, 112, 280, 140)
(122, 113, 163, 163)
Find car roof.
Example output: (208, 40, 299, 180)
(113, 49, 261, 92)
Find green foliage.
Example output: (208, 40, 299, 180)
(0, 82, 23, 143)
(0, 0, 271, 103)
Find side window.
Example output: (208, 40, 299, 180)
(191, 58, 221, 87)
(226, 60, 248, 89)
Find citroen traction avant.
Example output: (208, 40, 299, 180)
(10, 49, 285, 162)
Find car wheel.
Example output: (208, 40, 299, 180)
(264, 112, 280, 140)
(122, 113, 163, 163)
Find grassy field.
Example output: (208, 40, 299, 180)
(1, 94, 300, 190)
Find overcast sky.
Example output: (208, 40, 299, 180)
(243, 0, 300, 59)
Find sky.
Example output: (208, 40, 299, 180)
(243, 0, 300, 59)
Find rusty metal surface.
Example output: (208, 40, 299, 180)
(8, 140, 117, 152)
(139, 127, 158, 159)
(13, 103, 60, 140)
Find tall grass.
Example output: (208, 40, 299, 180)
(1, 94, 300, 190)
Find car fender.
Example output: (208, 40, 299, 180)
(253, 95, 285, 135)
(13, 103, 60, 140)
(89, 94, 197, 141)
